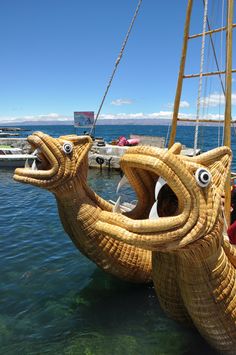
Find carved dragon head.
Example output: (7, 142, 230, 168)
(14, 131, 93, 191)
(95, 143, 232, 251)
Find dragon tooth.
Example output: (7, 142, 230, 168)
(149, 201, 159, 219)
(155, 177, 167, 200)
(31, 160, 38, 171)
(116, 174, 129, 194)
(32, 148, 41, 155)
(24, 159, 30, 168)
(113, 196, 122, 213)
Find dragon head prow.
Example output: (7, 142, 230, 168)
(95, 143, 232, 251)
(14, 131, 93, 190)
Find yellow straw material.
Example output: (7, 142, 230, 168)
(14, 132, 151, 283)
(95, 143, 236, 353)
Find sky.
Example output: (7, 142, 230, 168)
(0, 0, 235, 124)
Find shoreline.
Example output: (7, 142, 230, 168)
(0, 120, 235, 127)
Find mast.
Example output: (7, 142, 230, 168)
(224, 0, 234, 147)
(168, 0, 235, 223)
(168, 0, 193, 148)
(224, 0, 234, 224)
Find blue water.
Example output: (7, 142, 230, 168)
(0, 124, 232, 354)
(17, 124, 236, 169)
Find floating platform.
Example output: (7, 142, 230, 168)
(0, 153, 37, 168)
(89, 144, 128, 170)
(89, 142, 200, 171)
(0, 136, 201, 170)
(0, 139, 36, 168)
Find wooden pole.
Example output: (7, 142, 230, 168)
(184, 68, 236, 78)
(224, 0, 234, 225)
(168, 0, 193, 148)
(188, 23, 236, 39)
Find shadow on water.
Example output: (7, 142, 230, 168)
(0, 265, 216, 355)
(62, 269, 216, 355)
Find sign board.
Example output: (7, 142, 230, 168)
(74, 111, 94, 127)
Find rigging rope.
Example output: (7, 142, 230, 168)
(194, 0, 209, 155)
(203, 0, 226, 96)
(165, 121, 171, 148)
(89, 0, 143, 136)
(199, 1, 214, 151)
(202, 0, 226, 147)
(220, 0, 225, 146)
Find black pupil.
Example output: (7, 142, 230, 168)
(65, 145, 71, 152)
(200, 171, 209, 183)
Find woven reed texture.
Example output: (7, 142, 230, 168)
(152, 252, 192, 325)
(14, 131, 151, 283)
(95, 143, 236, 353)
(223, 238, 236, 267)
(174, 222, 236, 353)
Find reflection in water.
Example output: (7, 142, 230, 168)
(0, 168, 215, 354)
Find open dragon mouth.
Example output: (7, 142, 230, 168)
(14, 132, 60, 184)
(152, 183, 178, 218)
(115, 173, 179, 220)
(94, 142, 232, 251)
(13, 131, 93, 188)
(28, 147, 51, 171)
(94, 143, 198, 251)
(111, 143, 187, 225)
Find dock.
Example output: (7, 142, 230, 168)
(0, 136, 200, 170)
(0, 127, 23, 138)
(89, 135, 200, 170)
(89, 143, 200, 170)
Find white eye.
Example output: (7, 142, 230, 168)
(195, 168, 211, 187)
(62, 142, 73, 154)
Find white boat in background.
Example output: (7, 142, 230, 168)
(0, 146, 37, 168)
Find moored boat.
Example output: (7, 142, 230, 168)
(93, 0, 236, 353)
(0, 146, 37, 168)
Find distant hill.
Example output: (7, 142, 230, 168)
(3, 119, 172, 126)
(2, 118, 226, 126)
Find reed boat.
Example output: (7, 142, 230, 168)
(13, 133, 152, 283)
(93, 0, 236, 353)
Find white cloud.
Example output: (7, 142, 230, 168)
(0, 113, 73, 124)
(99, 111, 173, 120)
(180, 101, 190, 108)
(99, 110, 235, 121)
(110, 98, 133, 106)
(200, 92, 236, 107)
(167, 100, 190, 109)
(231, 93, 236, 104)
(200, 93, 225, 107)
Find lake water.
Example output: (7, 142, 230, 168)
(0, 124, 233, 354)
